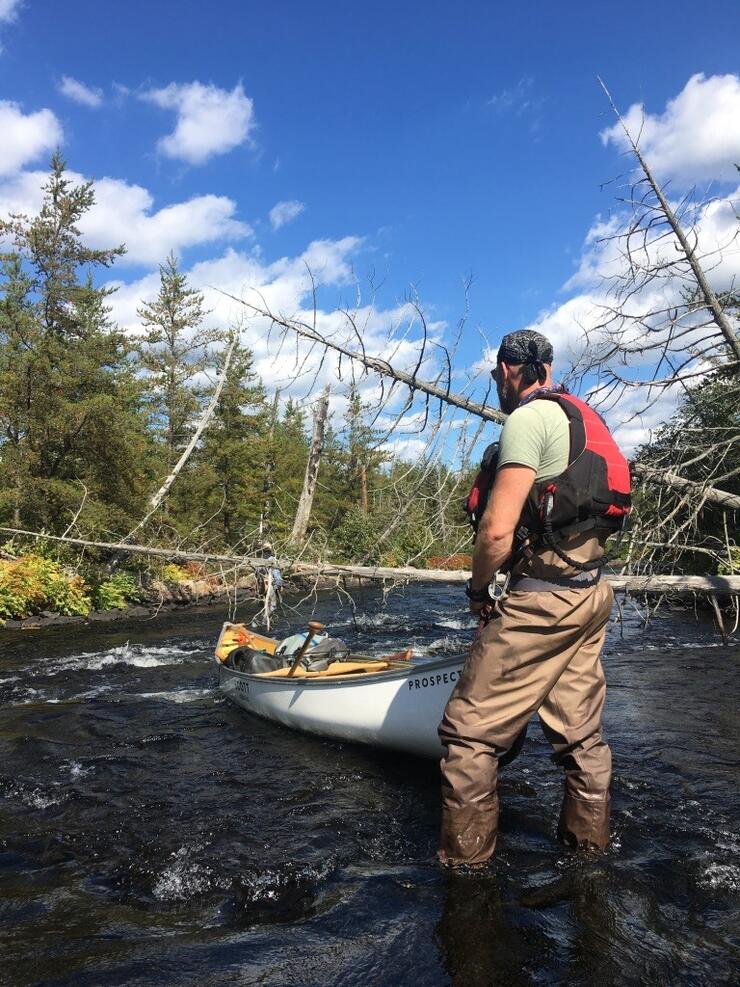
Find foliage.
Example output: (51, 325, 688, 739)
(171, 342, 268, 545)
(93, 572, 141, 610)
(0, 154, 152, 538)
(4, 154, 732, 594)
(0, 157, 479, 580)
(718, 547, 740, 576)
(136, 253, 224, 466)
(0, 555, 91, 619)
(330, 507, 386, 564)
(160, 563, 191, 583)
(633, 371, 739, 574)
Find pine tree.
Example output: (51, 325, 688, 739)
(136, 253, 224, 467)
(345, 383, 387, 512)
(173, 343, 268, 548)
(269, 399, 309, 539)
(0, 155, 151, 536)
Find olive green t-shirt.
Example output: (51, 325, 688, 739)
(497, 400, 569, 481)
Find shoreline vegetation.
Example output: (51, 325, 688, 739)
(1, 549, 737, 634)
(0, 550, 335, 630)
(0, 547, 477, 630)
(0, 544, 475, 630)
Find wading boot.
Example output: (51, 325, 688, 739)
(438, 798, 499, 867)
(557, 792, 610, 851)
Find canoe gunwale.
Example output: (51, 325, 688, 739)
(216, 652, 466, 689)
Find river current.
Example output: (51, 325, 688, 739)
(0, 585, 738, 986)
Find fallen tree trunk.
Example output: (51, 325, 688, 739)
(232, 298, 739, 512)
(1, 527, 738, 595)
(226, 295, 507, 425)
(631, 463, 740, 511)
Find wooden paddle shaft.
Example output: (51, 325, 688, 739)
(286, 620, 326, 677)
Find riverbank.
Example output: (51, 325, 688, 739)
(0, 564, 361, 631)
(1, 551, 737, 632)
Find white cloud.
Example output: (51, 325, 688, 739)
(143, 81, 255, 165)
(498, 75, 740, 451)
(0, 0, 22, 52)
(601, 73, 740, 185)
(0, 169, 251, 264)
(83, 178, 251, 264)
(106, 238, 363, 336)
(269, 199, 305, 230)
(0, 0, 22, 23)
(0, 101, 61, 175)
(505, 182, 740, 449)
(606, 386, 680, 456)
(381, 436, 429, 462)
(104, 236, 449, 439)
(59, 75, 103, 108)
(488, 76, 537, 115)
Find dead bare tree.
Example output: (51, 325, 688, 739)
(558, 81, 740, 582)
(290, 384, 331, 545)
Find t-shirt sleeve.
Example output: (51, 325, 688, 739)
(496, 405, 548, 473)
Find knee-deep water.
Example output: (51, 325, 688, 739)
(0, 586, 738, 986)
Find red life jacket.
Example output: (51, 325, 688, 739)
(465, 388, 631, 563)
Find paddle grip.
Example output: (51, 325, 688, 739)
(286, 620, 326, 678)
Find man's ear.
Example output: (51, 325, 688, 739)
(501, 362, 520, 386)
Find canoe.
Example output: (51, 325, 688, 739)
(215, 622, 465, 759)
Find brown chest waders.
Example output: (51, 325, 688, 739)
(439, 575, 613, 867)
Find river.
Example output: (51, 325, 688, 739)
(0, 585, 738, 986)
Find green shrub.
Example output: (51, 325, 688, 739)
(0, 555, 92, 619)
(330, 507, 385, 564)
(93, 571, 141, 610)
(160, 562, 190, 583)
(718, 547, 740, 576)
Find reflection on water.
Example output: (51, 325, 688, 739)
(0, 586, 737, 985)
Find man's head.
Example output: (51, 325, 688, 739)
(492, 330, 554, 414)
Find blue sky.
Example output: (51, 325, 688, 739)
(1, 0, 739, 455)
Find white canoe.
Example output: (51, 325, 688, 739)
(217, 651, 465, 759)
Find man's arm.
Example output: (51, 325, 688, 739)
(470, 464, 536, 605)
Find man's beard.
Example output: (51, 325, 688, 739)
(497, 377, 519, 415)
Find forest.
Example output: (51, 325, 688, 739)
(0, 150, 737, 621)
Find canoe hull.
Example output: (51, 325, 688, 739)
(218, 654, 466, 759)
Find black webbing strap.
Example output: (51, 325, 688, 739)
(509, 570, 601, 592)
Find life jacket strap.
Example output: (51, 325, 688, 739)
(541, 491, 626, 571)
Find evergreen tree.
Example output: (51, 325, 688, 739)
(0, 155, 151, 536)
(173, 342, 268, 548)
(269, 399, 309, 539)
(136, 253, 224, 466)
(344, 383, 387, 512)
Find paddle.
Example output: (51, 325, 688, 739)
(286, 620, 326, 678)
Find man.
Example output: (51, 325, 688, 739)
(255, 541, 283, 616)
(438, 329, 629, 867)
